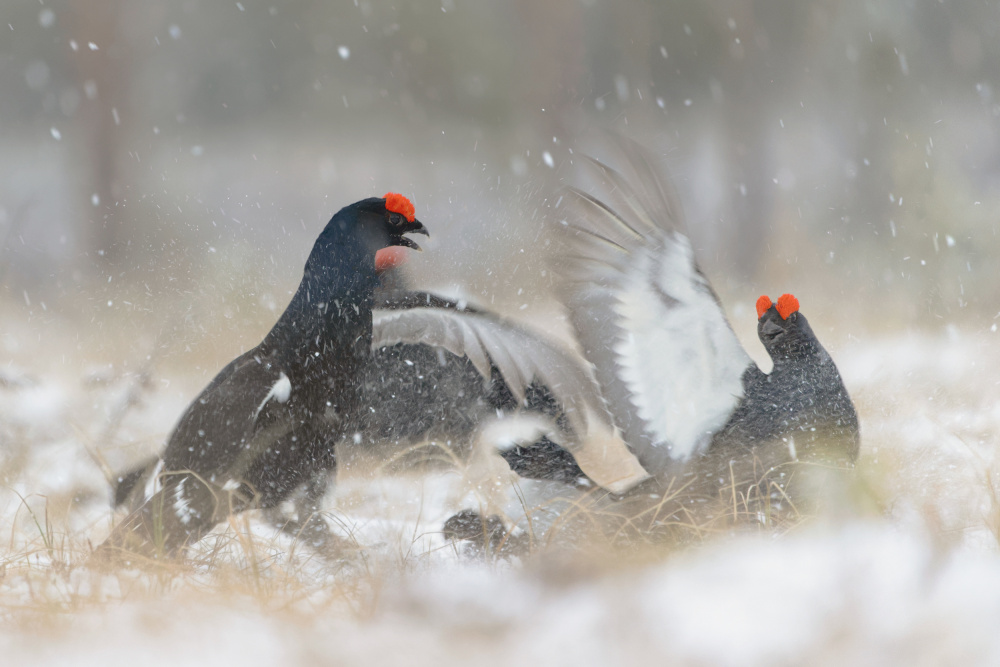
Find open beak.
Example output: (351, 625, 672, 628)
(393, 218, 429, 251)
(760, 318, 784, 339)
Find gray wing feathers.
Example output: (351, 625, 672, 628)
(372, 306, 651, 492)
(372, 307, 598, 435)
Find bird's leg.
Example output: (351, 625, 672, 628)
(289, 468, 335, 547)
(264, 469, 357, 555)
(442, 510, 530, 559)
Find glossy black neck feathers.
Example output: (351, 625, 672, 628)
(759, 311, 825, 366)
(264, 204, 387, 367)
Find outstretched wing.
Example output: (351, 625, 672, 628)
(553, 139, 753, 474)
(162, 349, 294, 478)
(371, 299, 650, 493)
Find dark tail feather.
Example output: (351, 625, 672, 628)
(98, 471, 244, 562)
(112, 456, 159, 508)
(499, 437, 591, 486)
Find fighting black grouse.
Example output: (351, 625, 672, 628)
(99, 193, 427, 558)
(109, 202, 645, 555)
(458, 140, 860, 531)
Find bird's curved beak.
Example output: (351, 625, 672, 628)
(393, 218, 429, 251)
(760, 318, 784, 338)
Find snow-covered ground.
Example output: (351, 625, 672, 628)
(3, 315, 1000, 666)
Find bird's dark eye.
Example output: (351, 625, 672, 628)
(388, 212, 402, 226)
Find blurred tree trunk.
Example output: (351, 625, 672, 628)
(512, 0, 586, 144)
(704, 1, 781, 281)
(68, 0, 129, 270)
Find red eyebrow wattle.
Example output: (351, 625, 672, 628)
(776, 293, 799, 319)
(383, 192, 415, 223)
(756, 295, 773, 319)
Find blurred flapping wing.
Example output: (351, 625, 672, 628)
(372, 299, 650, 492)
(554, 141, 752, 474)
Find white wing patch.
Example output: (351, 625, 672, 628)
(142, 458, 165, 502)
(612, 235, 749, 460)
(254, 372, 291, 420)
(173, 477, 196, 525)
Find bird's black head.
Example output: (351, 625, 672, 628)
(318, 193, 428, 255)
(270, 193, 428, 350)
(756, 293, 819, 361)
(293, 193, 428, 302)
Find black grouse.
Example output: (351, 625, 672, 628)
(109, 217, 645, 555)
(99, 193, 427, 559)
(456, 140, 860, 534)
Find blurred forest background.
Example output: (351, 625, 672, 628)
(2, 0, 1000, 372)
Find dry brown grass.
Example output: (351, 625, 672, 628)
(5, 288, 1000, 663)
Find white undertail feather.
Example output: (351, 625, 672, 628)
(457, 418, 522, 518)
(487, 414, 560, 453)
(572, 406, 651, 494)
